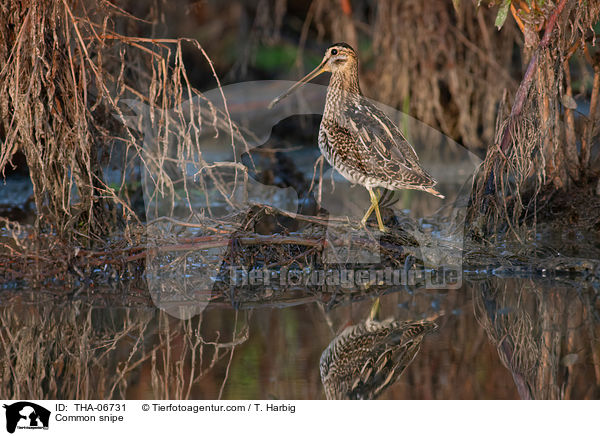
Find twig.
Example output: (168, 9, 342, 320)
(217, 311, 239, 399)
(582, 54, 600, 170)
(510, 3, 525, 34)
(563, 57, 579, 180)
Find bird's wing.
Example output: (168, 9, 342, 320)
(349, 321, 433, 399)
(338, 97, 436, 187)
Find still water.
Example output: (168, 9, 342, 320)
(2, 275, 598, 400)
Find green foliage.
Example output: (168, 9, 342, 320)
(495, 0, 512, 30)
(255, 44, 325, 72)
(254, 45, 296, 70)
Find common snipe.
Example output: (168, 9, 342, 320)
(269, 42, 443, 232)
(319, 317, 438, 400)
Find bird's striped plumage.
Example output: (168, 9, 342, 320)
(320, 97, 438, 192)
(319, 318, 438, 400)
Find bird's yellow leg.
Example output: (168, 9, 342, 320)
(369, 297, 381, 320)
(364, 188, 387, 232)
(361, 203, 375, 226)
(360, 189, 381, 226)
(361, 189, 386, 231)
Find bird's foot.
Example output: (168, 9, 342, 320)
(360, 217, 387, 233)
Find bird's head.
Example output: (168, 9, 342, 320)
(268, 42, 358, 108)
(319, 43, 358, 74)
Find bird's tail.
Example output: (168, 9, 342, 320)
(422, 185, 445, 199)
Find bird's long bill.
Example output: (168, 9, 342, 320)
(268, 60, 327, 109)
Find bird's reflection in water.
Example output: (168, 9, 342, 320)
(319, 317, 438, 399)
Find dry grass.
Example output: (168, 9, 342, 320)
(0, 0, 241, 243)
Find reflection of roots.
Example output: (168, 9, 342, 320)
(473, 279, 600, 399)
(474, 281, 539, 396)
(0, 303, 246, 399)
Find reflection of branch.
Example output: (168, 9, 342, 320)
(498, 338, 533, 400)
(107, 323, 156, 398)
(585, 294, 600, 387)
(473, 281, 600, 399)
(474, 282, 535, 399)
(217, 311, 241, 399)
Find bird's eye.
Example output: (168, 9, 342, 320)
(331, 49, 338, 55)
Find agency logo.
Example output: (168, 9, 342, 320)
(3, 402, 50, 434)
